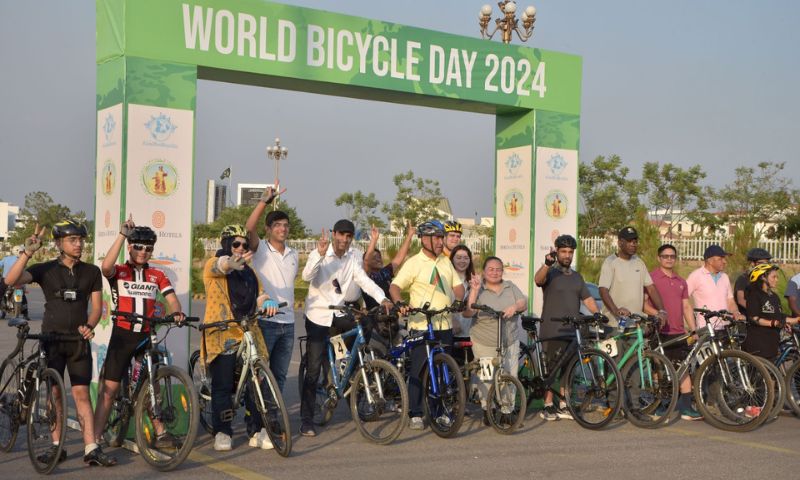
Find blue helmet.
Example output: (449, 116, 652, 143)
(416, 220, 445, 237)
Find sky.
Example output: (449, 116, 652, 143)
(1, 0, 798, 232)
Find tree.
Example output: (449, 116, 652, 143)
(641, 162, 711, 238)
(382, 171, 444, 232)
(578, 155, 644, 237)
(8, 191, 79, 245)
(194, 202, 309, 244)
(334, 191, 386, 231)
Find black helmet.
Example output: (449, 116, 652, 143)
(128, 226, 157, 245)
(416, 220, 445, 237)
(746, 248, 772, 262)
(554, 234, 577, 250)
(52, 220, 88, 239)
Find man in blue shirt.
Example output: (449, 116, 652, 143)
(0, 245, 29, 319)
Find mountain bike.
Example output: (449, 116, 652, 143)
(297, 304, 408, 445)
(776, 325, 800, 416)
(517, 313, 623, 430)
(191, 307, 292, 456)
(101, 311, 199, 471)
(0, 318, 80, 474)
(465, 303, 526, 434)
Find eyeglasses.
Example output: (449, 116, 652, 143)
(231, 241, 249, 250)
(332, 278, 342, 294)
(659, 254, 677, 260)
(131, 244, 154, 253)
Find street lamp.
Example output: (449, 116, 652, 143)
(479, 1, 537, 44)
(265, 137, 288, 209)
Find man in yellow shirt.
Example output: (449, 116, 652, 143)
(390, 220, 464, 430)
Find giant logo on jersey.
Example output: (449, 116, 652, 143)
(118, 280, 158, 300)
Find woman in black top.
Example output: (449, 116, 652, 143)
(743, 264, 799, 360)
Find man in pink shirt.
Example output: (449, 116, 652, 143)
(686, 245, 745, 330)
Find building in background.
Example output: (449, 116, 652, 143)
(0, 202, 20, 241)
(237, 183, 274, 207)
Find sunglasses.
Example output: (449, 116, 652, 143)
(659, 254, 677, 260)
(332, 278, 342, 294)
(131, 244, 154, 252)
(231, 240, 249, 250)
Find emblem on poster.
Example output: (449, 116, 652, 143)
(152, 210, 166, 229)
(145, 113, 177, 142)
(544, 190, 567, 219)
(102, 160, 116, 196)
(546, 152, 567, 178)
(141, 160, 179, 197)
(102, 113, 116, 143)
(503, 190, 523, 217)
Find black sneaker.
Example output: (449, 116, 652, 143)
(37, 445, 67, 464)
(300, 422, 317, 437)
(539, 405, 558, 421)
(154, 431, 179, 449)
(84, 446, 117, 467)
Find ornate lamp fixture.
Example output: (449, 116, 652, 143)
(479, 1, 536, 44)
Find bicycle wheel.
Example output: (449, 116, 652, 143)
(100, 365, 131, 447)
(189, 350, 213, 435)
(785, 358, 800, 417)
(133, 366, 199, 471)
(0, 358, 20, 452)
(486, 373, 526, 434)
(693, 350, 773, 432)
(250, 359, 292, 457)
(757, 357, 784, 423)
(349, 358, 408, 445)
(298, 354, 334, 426)
(421, 353, 466, 438)
(620, 351, 678, 428)
(517, 347, 541, 407)
(563, 349, 623, 430)
(27, 368, 66, 475)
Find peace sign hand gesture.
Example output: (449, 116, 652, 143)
(317, 228, 330, 255)
(24, 224, 46, 256)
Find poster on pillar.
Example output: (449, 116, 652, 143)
(532, 146, 579, 315)
(92, 103, 124, 380)
(125, 103, 194, 368)
(494, 146, 533, 298)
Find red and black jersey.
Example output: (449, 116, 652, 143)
(106, 262, 175, 332)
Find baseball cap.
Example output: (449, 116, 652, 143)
(332, 219, 355, 234)
(618, 226, 638, 240)
(703, 244, 731, 260)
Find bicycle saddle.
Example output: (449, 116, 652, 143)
(8, 317, 28, 328)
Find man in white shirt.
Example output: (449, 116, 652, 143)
(299, 219, 392, 437)
(246, 186, 297, 393)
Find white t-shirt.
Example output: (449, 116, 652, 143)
(252, 240, 298, 324)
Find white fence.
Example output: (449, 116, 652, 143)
(580, 236, 800, 262)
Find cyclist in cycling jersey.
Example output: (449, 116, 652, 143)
(442, 220, 463, 258)
(734, 248, 772, 314)
(3, 221, 112, 466)
(743, 264, 799, 360)
(92, 217, 187, 457)
(389, 220, 465, 430)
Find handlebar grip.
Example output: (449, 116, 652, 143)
(183, 316, 201, 323)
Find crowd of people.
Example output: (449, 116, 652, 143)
(2, 184, 799, 467)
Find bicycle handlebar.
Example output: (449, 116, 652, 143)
(199, 302, 288, 331)
(693, 308, 736, 321)
(554, 313, 609, 326)
(623, 313, 660, 325)
(469, 303, 526, 318)
(111, 310, 201, 326)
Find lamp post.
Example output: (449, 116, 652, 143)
(265, 137, 288, 210)
(479, 1, 536, 44)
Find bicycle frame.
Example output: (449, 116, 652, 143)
(326, 320, 376, 402)
(596, 317, 653, 386)
(231, 318, 273, 409)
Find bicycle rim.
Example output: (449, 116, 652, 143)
(422, 353, 466, 438)
(0, 359, 20, 452)
(487, 374, 526, 434)
(349, 358, 408, 445)
(134, 366, 199, 471)
(189, 350, 213, 436)
(251, 360, 292, 457)
(564, 349, 623, 430)
(516, 349, 540, 406)
(757, 358, 784, 423)
(785, 359, 800, 417)
(27, 368, 66, 475)
(621, 351, 678, 428)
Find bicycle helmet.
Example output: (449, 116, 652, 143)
(554, 234, 578, 249)
(220, 224, 247, 240)
(443, 220, 463, 235)
(128, 226, 157, 245)
(749, 263, 779, 284)
(52, 219, 88, 239)
(746, 248, 772, 262)
(416, 220, 445, 237)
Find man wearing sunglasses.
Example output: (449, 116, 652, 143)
(93, 217, 186, 458)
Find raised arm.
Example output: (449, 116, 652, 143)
(363, 225, 379, 273)
(390, 221, 416, 271)
(245, 185, 283, 251)
(102, 216, 134, 277)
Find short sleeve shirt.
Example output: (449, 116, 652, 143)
(734, 273, 749, 314)
(540, 268, 590, 338)
(649, 269, 689, 334)
(364, 264, 393, 310)
(784, 274, 800, 306)
(252, 240, 298, 324)
(598, 254, 652, 326)
(470, 281, 526, 347)
(27, 259, 102, 333)
(391, 252, 458, 331)
(686, 266, 733, 329)
(743, 288, 783, 358)
(107, 262, 175, 332)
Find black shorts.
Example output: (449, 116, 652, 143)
(101, 326, 149, 382)
(45, 337, 93, 386)
(543, 339, 572, 374)
(657, 333, 692, 364)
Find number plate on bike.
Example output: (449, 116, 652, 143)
(478, 357, 495, 381)
(598, 339, 618, 357)
(13, 289, 23, 302)
(330, 334, 349, 360)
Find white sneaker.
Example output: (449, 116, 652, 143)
(214, 432, 232, 451)
(249, 428, 274, 450)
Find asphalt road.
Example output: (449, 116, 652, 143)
(1, 286, 798, 479)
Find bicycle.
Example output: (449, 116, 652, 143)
(0, 286, 24, 319)
(517, 313, 623, 430)
(383, 302, 466, 438)
(465, 303, 526, 434)
(297, 304, 408, 445)
(775, 325, 800, 416)
(190, 306, 292, 456)
(594, 313, 678, 428)
(0, 318, 80, 474)
(650, 308, 774, 432)
(101, 311, 200, 471)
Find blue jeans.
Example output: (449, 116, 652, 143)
(259, 320, 294, 393)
